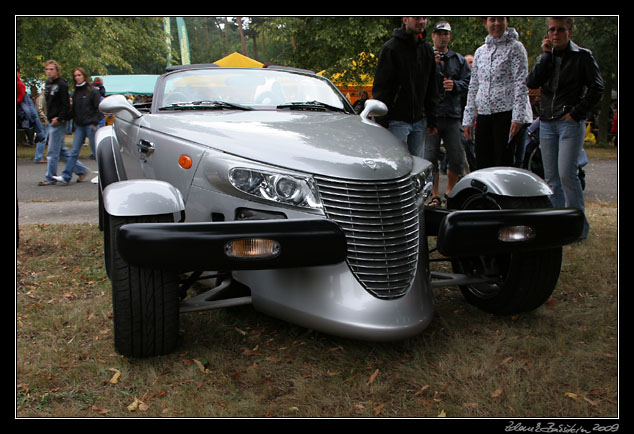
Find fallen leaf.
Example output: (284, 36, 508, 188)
(91, 405, 111, 415)
(437, 409, 447, 417)
(108, 368, 121, 384)
(491, 388, 503, 398)
(367, 369, 380, 385)
(127, 397, 149, 412)
(414, 385, 430, 396)
(242, 346, 263, 356)
(565, 392, 579, 400)
(583, 396, 598, 406)
(373, 403, 385, 416)
(193, 359, 212, 374)
(127, 397, 141, 411)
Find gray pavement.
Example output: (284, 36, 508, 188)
(16, 155, 617, 225)
(17, 157, 100, 224)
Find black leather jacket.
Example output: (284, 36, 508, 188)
(527, 40, 604, 122)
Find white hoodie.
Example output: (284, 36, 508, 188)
(462, 28, 532, 127)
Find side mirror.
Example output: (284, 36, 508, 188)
(99, 94, 143, 119)
(359, 99, 388, 121)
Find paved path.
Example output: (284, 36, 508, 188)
(17, 158, 100, 224)
(16, 156, 617, 225)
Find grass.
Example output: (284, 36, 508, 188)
(15, 141, 618, 419)
(15, 198, 618, 419)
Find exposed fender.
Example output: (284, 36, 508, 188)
(95, 126, 127, 188)
(103, 180, 185, 217)
(448, 167, 552, 200)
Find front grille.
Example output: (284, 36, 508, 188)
(315, 175, 420, 299)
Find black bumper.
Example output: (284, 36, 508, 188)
(427, 207, 584, 257)
(116, 218, 347, 271)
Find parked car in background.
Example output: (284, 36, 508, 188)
(96, 65, 583, 357)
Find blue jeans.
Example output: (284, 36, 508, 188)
(540, 119, 589, 239)
(60, 124, 92, 182)
(44, 121, 85, 183)
(388, 119, 426, 157)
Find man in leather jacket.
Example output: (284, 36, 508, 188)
(372, 17, 439, 158)
(527, 17, 603, 242)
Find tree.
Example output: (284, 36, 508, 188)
(16, 17, 168, 86)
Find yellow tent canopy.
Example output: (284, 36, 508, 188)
(214, 52, 263, 68)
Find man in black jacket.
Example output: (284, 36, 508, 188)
(38, 60, 74, 186)
(527, 17, 604, 242)
(372, 17, 439, 158)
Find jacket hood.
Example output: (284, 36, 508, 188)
(485, 27, 519, 46)
(143, 110, 413, 180)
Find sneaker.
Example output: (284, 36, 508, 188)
(34, 159, 47, 164)
(38, 180, 55, 186)
(52, 175, 70, 186)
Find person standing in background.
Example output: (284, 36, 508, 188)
(52, 67, 96, 185)
(38, 60, 75, 186)
(527, 17, 604, 242)
(423, 21, 470, 205)
(462, 17, 532, 169)
(372, 16, 439, 158)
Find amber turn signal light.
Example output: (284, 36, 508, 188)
(178, 155, 193, 169)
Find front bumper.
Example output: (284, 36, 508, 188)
(116, 218, 347, 271)
(426, 207, 584, 257)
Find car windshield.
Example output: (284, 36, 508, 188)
(157, 68, 351, 112)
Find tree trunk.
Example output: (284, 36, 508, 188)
(237, 17, 247, 56)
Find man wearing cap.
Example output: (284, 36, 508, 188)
(423, 21, 471, 205)
(372, 17, 439, 158)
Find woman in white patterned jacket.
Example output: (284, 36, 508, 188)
(462, 17, 532, 169)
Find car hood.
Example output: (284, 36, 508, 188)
(143, 110, 413, 180)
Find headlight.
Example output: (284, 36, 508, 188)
(412, 165, 434, 204)
(229, 167, 322, 210)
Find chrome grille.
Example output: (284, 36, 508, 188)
(315, 175, 420, 299)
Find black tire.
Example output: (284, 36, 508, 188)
(107, 213, 180, 357)
(449, 193, 562, 315)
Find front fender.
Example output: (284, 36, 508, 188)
(449, 167, 552, 199)
(95, 125, 127, 188)
(103, 180, 185, 218)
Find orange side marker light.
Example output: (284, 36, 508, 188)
(179, 155, 193, 169)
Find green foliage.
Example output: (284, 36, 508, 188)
(16, 15, 617, 113)
(16, 17, 168, 86)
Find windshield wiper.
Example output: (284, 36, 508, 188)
(158, 100, 253, 111)
(276, 101, 346, 112)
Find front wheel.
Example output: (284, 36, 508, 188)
(106, 213, 181, 357)
(449, 193, 563, 315)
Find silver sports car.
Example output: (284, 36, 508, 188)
(96, 65, 583, 357)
